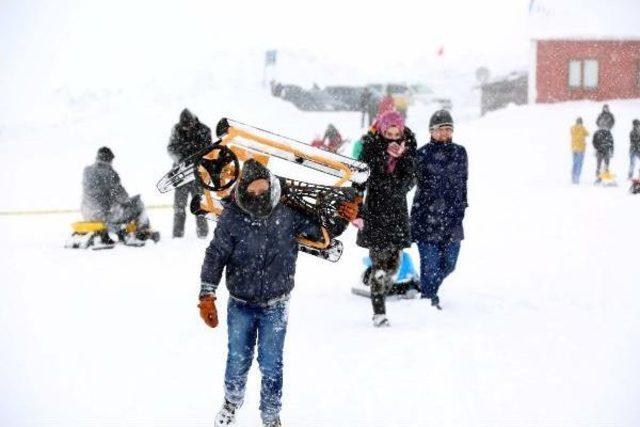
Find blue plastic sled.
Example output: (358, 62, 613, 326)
(356, 251, 420, 297)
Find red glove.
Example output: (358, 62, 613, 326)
(198, 295, 219, 328)
(338, 201, 359, 221)
(338, 195, 363, 221)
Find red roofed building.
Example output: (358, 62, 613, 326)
(528, 1, 640, 103)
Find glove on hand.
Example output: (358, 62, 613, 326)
(338, 200, 360, 221)
(198, 295, 218, 328)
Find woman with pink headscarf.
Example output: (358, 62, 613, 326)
(354, 110, 417, 327)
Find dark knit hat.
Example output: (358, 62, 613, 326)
(429, 109, 454, 131)
(96, 146, 114, 162)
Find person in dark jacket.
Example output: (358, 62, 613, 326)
(592, 127, 614, 182)
(596, 104, 615, 130)
(81, 146, 150, 237)
(360, 87, 373, 127)
(628, 119, 640, 179)
(168, 108, 212, 238)
(410, 110, 468, 309)
(355, 110, 416, 327)
(198, 159, 356, 427)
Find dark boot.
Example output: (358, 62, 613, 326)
(196, 215, 209, 238)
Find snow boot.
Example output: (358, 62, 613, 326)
(431, 296, 442, 310)
(372, 314, 390, 327)
(215, 399, 239, 427)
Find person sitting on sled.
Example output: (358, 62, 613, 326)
(81, 146, 151, 243)
(198, 159, 358, 427)
(311, 124, 344, 153)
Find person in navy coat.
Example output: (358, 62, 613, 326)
(410, 110, 468, 309)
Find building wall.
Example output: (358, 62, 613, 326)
(536, 40, 640, 103)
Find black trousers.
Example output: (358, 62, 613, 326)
(173, 182, 208, 238)
(596, 151, 611, 177)
(368, 247, 401, 315)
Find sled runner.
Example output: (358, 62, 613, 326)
(157, 118, 370, 262)
(65, 220, 160, 250)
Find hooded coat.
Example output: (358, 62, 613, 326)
(81, 160, 129, 221)
(200, 161, 320, 304)
(167, 109, 213, 163)
(593, 128, 614, 155)
(596, 110, 615, 130)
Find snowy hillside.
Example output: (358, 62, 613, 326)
(2, 89, 640, 427)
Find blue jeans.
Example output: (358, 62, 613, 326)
(629, 152, 640, 178)
(572, 151, 584, 183)
(224, 297, 289, 424)
(417, 241, 461, 299)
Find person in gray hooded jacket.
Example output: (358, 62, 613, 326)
(81, 147, 149, 233)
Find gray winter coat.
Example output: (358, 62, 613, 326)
(81, 161, 129, 221)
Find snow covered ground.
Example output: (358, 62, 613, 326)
(1, 79, 640, 427)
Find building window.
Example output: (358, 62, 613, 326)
(583, 60, 598, 88)
(568, 59, 599, 90)
(569, 60, 582, 88)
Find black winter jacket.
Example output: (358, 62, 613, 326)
(356, 128, 416, 249)
(593, 129, 614, 155)
(410, 140, 468, 244)
(200, 201, 319, 304)
(168, 117, 212, 163)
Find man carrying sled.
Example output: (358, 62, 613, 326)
(198, 159, 358, 427)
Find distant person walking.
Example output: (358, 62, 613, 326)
(168, 108, 212, 238)
(596, 104, 615, 130)
(360, 87, 373, 128)
(593, 127, 614, 183)
(629, 119, 640, 179)
(570, 117, 589, 184)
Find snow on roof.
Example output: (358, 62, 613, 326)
(528, 0, 640, 41)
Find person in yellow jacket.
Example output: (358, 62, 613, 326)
(571, 117, 589, 184)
